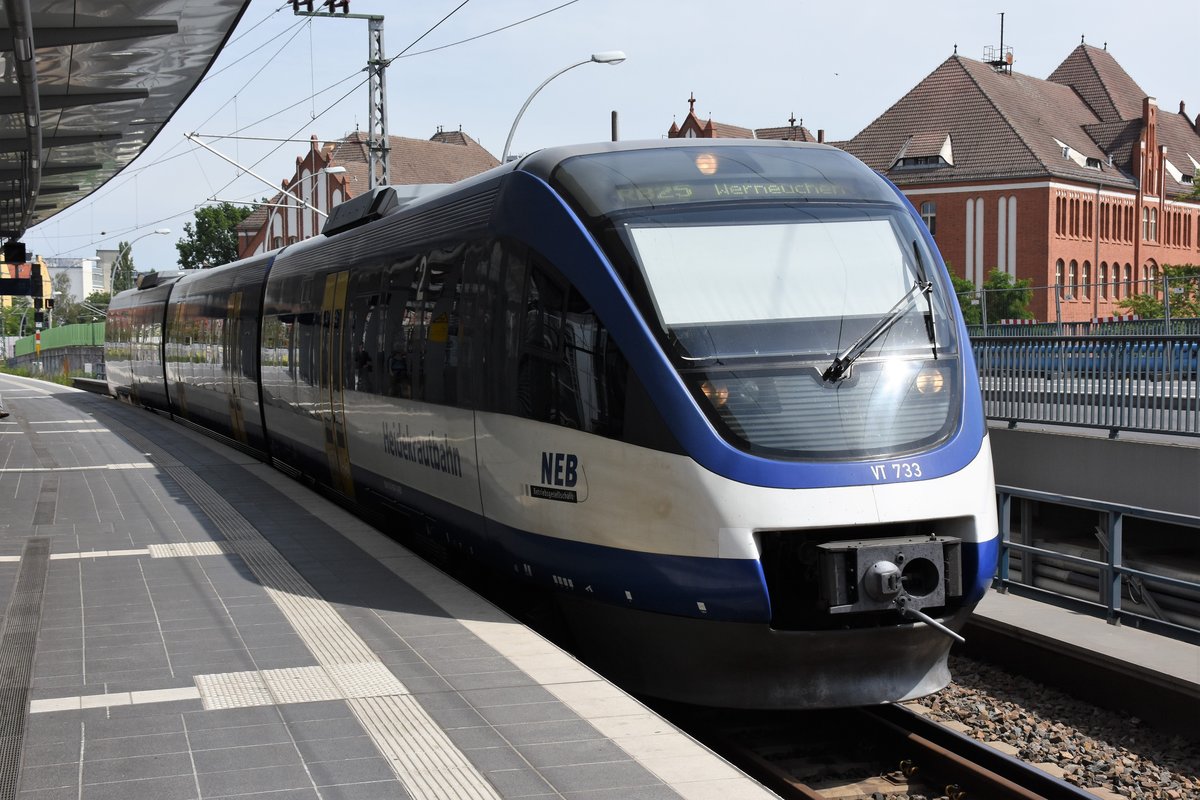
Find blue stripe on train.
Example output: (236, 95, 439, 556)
(493, 170, 989, 491)
(358, 462, 997, 624)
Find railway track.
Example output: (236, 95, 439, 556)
(678, 702, 1100, 800)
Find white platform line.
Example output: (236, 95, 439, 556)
(0, 428, 109, 435)
(0, 462, 154, 473)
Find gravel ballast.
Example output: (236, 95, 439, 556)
(914, 654, 1200, 799)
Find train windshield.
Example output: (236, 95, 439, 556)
(551, 146, 963, 461)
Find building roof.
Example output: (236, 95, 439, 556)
(1047, 44, 1148, 123)
(844, 44, 1200, 200)
(328, 129, 499, 189)
(755, 123, 819, 142)
(843, 54, 1138, 190)
(235, 130, 499, 242)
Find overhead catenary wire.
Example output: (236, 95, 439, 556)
(30, 0, 586, 257)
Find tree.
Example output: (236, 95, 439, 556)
(1118, 264, 1200, 319)
(112, 241, 136, 293)
(176, 202, 253, 270)
(949, 266, 1034, 324)
(50, 271, 80, 325)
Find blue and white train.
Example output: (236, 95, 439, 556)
(107, 140, 998, 708)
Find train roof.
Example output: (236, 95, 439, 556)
(514, 138, 842, 181)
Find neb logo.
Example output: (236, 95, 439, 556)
(540, 452, 578, 487)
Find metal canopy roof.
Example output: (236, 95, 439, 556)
(0, 0, 252, 242)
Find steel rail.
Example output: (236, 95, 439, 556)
(861, 704, 1098, 800)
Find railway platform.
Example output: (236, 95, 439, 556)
(965, 589, 1200, 736)
(0, 374, 773, 800)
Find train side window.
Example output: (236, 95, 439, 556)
(513, 254, 627, 438)
(422, 244, 465, 406)
(564, 290, 626, 438)
(382, 253, 421, 398)
(518, 264, 569, 423)
(455, 239, 490, 408)
(348, 267, 383, 394)
(480, 238, 529, 414)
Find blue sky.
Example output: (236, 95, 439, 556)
(25, 0, 1198, 276)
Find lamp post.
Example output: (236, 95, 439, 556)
(501, 51, 626, 163)
(263, 166, 347, 252)
(111, 228, 170, 293)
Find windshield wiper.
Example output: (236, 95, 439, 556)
(821, 240, 939, 383)
(822, 278, 932, 382)
(911, 239, 938, 360)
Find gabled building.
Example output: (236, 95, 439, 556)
(237, 129, 499, 258)
(667, 93, 826, 143)
(842, 44, 1200, 321)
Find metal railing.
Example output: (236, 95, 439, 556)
(972, 334, 1200, 436)
(967, 317, 1200, 337)
(996, 486, 1200, 635)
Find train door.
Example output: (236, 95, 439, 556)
(318, 271, 355, 497)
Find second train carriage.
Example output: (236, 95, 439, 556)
(107, 140, 998, 708)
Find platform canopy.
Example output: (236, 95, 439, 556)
(0, 0, 251, 242)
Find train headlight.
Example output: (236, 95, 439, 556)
(914, 368, 945, 394)
(701, 379, 729, 407)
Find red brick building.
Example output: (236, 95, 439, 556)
(237, 129, 498, 258)
(667, 93, 826, 143)
(841, 44, 1200, 322)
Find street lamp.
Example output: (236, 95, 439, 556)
(263, 166, 347, 251)
(501, 51, 626, 163)
(111, 228, 170, 293)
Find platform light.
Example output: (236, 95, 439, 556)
(695, 153, 718, 176)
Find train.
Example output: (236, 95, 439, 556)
(106, 139, 998, 708)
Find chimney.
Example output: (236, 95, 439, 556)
(817, 129, 825, 143)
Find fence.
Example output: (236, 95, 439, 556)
(972, 334, 1200, 437)
(997, 486, 1200, 636)
(956, 273, 1200, 332)
(10, 321, 105, 356)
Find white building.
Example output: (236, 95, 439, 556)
(41, 257, 100, 303)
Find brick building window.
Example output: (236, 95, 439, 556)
(1099, 263, 1108, 299)
(1055, 259, 1064, 295)
(1068, 260, 1078, 299)
(920, 201, 936, 235)
(1082, 261, 1091, 299)
(1123, 263, 1132, 296)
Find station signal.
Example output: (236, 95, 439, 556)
(3, 241, 26, 263)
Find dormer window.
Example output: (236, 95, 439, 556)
(890, 132, 954, 170)
(1054, 138, 1102, 170)
(896, 155, 950, 168)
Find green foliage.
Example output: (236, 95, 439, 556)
(1, 297, 31, 335)
(112, 241, 136, 293)
(0, 364, 76, 386)
(949, 265, 1034, 324)
(176, 202, 254, 270)
(50, 271, 81, 325)
(1118, 264, 1200, 318)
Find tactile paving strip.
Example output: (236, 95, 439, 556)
(147, 541, 235, 558)
(0, 537, 51, 800)
(195, 663, 413, 709)
(105, 421, 501, 800)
